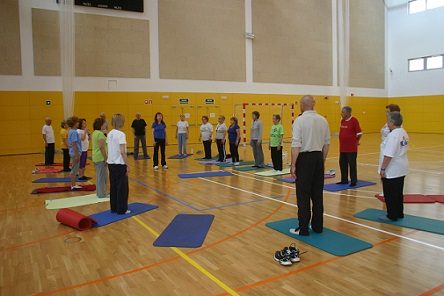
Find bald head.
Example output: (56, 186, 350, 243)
(136, 112, 141, 119)
(300, 95, 316, 112)
(45, 118, 52, 125)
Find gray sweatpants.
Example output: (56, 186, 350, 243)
(250, 140, 264, 167)
(94, 161, 108, 198)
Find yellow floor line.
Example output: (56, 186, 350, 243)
(132, 216, 240, 296)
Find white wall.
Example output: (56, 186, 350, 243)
(0, 0, 388, 98)
(388, 1, 444, 97)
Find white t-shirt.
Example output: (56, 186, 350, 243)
(200, 123, 213, 141)
(77, 129, 89, 152)
(379, 127, 409, 179)
(42, 125, 55, 144)
(107, 129, 127, 165)
(380, 123, 390, 141)
(215, 123, 227, 140)
(177, 121, 189, 134)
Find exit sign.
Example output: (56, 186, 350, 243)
(179, 98, 189, 105)
(205, 98, 214, 105)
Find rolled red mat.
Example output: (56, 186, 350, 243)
(56, 208, 97, 231)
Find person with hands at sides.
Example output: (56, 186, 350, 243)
(378, 111, 409, 222)
(290, 95, 330, 236)
(152, 112, 168, 170)
(269, 114, 284, 172)
(175, 114, 189, 156)
(250, 111, 265, 168)
(67, 116, 82, 190)
(77, 118, 90, 180)
(199, 116, 213, 159)
(107, 114, 131, 214)
(215, 115, 227, 162)
(227, 117, 241, 165)
(92, 117, 108, 198)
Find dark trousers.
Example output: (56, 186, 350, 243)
(216, 139, 226, 161)
(45, 143, 55, 164)
(134, 135, 148, 157)
(295, 151, 324, 234)
(108, 164, 129, 214)
(271, 146, 283, 171)
(339, 152, 358, 184)
(153, 138, 166, 166)
(229, 143, 239, 163)
(382, 176, 405, 221)
(203, 140, 212, 159)
(62, 148, 70, 171)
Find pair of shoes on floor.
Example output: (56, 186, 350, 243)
(274, 243, 300, 266)
(154, 165, 168, 170)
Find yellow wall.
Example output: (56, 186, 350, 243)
(0, 91, 441, 155)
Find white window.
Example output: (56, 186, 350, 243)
(409, 58, 425, 71)
(409, 0, 426, 14)
(426, 56, 443, 69)
(427, 0, 444, 9)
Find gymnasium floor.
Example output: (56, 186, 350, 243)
(1, 133, 443, 296)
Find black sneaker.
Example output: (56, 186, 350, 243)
(288, 243, 300, 263)
(274, 250, 292, 266)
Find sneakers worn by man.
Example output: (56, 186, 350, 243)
(290, 228, 309, 236)
(154, 166, 159, 170)
(163, 165, 168, 169)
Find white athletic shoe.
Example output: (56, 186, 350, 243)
(163, 165, 168, 169)
(154, 166, 159, 170)
(71, 185, 82, 190)
(234, 162, 240, 166)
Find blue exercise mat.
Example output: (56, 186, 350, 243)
(168, 154, 193, 159)
(323, 180, 376, 192)
(178, 171, 233, 178)
(32, 177, 90, 183)
(266, 218, 372, 256)
(153, 214, 215, 248)
(354, 208, 444, 235)
(89, 202, 159, 227)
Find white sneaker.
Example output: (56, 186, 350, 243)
(163, 165, 168, 169)
(234, 162, 240, 166)
(71, 185, 82, 190)
(154, 166, 159, 170)
(289, 228, 300, 235)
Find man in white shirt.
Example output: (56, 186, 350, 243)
(42, 118, 55, 164)
(290, 95, 330, 236)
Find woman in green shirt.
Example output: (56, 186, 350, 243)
(92, 117, 108, 198)
(269, 114, 284, 172)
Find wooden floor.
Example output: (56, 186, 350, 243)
(1, 133, 443, 296)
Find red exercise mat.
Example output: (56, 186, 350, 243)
(34, 168, 63, 174)
(32, 184, 96, 194)
(56, 208, 98, 231)
(35, 163, 65, 166)
(426, 195, 444, 203)
(375, 194, 435, 203)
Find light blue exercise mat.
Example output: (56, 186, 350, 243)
(354, 208, 444, 235)
(323, 180, 376, 192)
(266, 218, 373, 256)
(168, 154, 193, 159)
(215, 161, 254, 167)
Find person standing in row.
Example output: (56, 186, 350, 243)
(77, 119, 90, 180)
(215, 115, 227, 162)
(100, 112, 108, 135)
(42, 118, 55, 165)
(228, 117, 241, 165)
(290, 95, 330, 236)
(250, 111, 264, 168)
(107, 114, 130, 214)
(381, 104, 401, 141)
(199, 116, 213, 159)
(60, 120, 70, 172)
(131, 112, 149, 159)
(67, 116, 82, 190)
(152, 112, 168, 170)
(92, 117, 108, 198)
(337, 106, 362, 187)
(176, 114, 189, 156)
(378, 111, 409, 221)
(269, 114, 284, 172)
